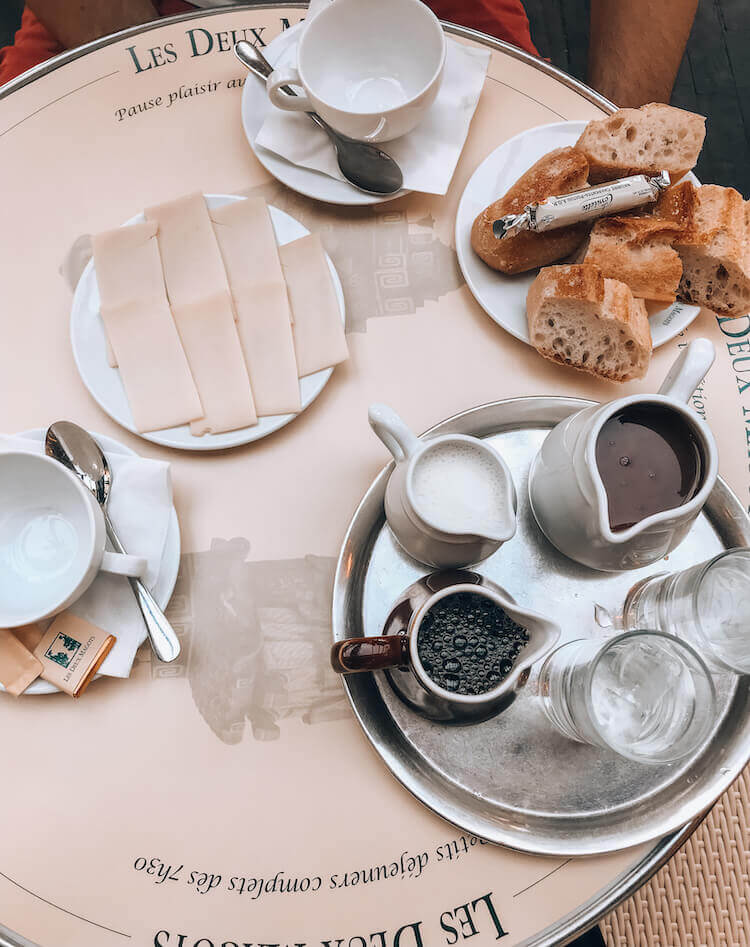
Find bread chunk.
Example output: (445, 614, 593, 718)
(657, 181, 750, 317)
(654, 178, 699, 232)
(471, 147, 590, 274)
(526, 264, 652, 381)
(575, 104, 705, 185)
(582, 216, 683, 303)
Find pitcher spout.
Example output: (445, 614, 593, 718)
(476, 491, 517, 544)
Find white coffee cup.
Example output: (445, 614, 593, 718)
(0, 451, 146, 627)
(266, 0, 447, 142)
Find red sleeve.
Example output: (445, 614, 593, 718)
(0, 2, 191, 88)
(423, 0, 539, 57)
(0, 7, 62, 87)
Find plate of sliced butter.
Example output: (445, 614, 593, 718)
(71, 194, 348, 451)
(456, 113, 706, 383)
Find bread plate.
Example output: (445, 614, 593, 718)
(455, 120, 701, 348)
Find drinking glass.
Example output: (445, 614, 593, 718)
(623, 548, 750, 674)
(537, 630, 716, 763)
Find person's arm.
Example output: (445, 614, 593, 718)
(26, 0, 158, 49)
(588, 0, 698, 107)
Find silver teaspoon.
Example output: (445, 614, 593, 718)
(234, 41, 404, 196)
(45, 421, 181, 664)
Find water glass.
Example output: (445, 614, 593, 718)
(623, 548, 750, 674)
(538, 631, 716, 764)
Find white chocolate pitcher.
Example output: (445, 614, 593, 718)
(529, 339, 719, 572)
(369, 404, 517, 568)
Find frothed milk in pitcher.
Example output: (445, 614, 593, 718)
(369, 404, 517, 569)
(411, 441, 511, 536)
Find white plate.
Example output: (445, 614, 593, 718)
(71, 195, 346, 451)
(240, 22, 410, 206)
(4, 428, 181, 696)
(455, 120, 701, 348)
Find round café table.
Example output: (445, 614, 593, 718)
(0, 5, 748, 946)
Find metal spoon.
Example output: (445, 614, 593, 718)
(234, 41, 404, 196)
(45, 421, 181, 664)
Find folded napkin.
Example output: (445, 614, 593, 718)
(0, 434, 173, 678)
(254, 35, 490, 196)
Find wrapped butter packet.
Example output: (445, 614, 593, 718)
(493, 171, 671, 239)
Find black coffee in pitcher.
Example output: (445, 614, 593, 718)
(416, 592, 529, 696)
(595, 404, 704, 532)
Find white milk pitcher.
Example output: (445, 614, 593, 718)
(528, 338, 719, 572)
(369, 404, 517, 568)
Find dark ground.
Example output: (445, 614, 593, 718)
(0, 0, 22, 47)
(0, 3, 733, 946)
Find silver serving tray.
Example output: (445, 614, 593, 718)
(332, 396, 750, 856)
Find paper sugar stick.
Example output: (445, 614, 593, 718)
(279, 234, 349, 377)
(210, 198, 302, 416)
(0, 629, 43, 696)
(146, 194, 257, 435)
(12, 623, 44, 652)
(93, 221, 204, 432)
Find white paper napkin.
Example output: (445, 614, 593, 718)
(255, 36, 490, 196)
(0, 434, 173, 678)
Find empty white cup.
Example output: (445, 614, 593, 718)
(266, 0, 447, 142)
(0, 452, 146, 627)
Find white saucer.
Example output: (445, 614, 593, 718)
(70, 195, 346, 451)
(240, 22, 410, 206)
(455, 120, 701, 349)
(4, 428, 180, 696)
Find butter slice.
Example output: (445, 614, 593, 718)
(145, 194, 257, 435)
(93, 221, 204, 433)
(279, 234, 349, 377)
(210, 199, 301, 416)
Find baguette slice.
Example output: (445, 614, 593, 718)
(657, 181, 750, 317)
(654, 178, 699, 232)
(575, 104, 705, 184)
(471, 146, 590, 274)
(527, 263, 652, 382)
(582, 215, 683, 303)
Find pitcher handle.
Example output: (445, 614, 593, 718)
(658, 338, 715, 403)
(368, 403, 421, 462)
(330, 636, 409, 674)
